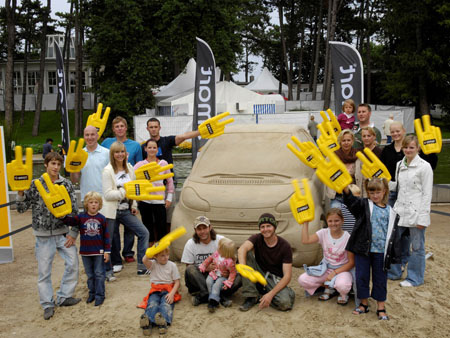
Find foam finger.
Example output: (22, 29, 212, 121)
(42, 173, 55, 193)
(25, 147, 33, 167)
(76, 138, 85, 153)
(219, 117, 234, 127)
(96, 103, 103, 116)
(15, 146, 23, 165)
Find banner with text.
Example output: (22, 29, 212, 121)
(0, 126, 13, 264)
(54, 42, 70, 154)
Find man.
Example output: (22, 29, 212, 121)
(42, 138, 53, 158)
(102, 116, 142, 262)
(353, 103, 382, 149)
(102, 116, 142, 165)
(237, 213, 295, 312)
(181, 216, 241, 307)
(307, 115, 318, 141)
(70, 126, 115, 281)
(16, 152, 80, 320)
(383, 114, 395, 144)
(142, 117, 200, 164)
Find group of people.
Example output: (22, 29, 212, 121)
(16, 104, 435, 332)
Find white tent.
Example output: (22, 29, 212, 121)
(155, 58, 221, 101)
(157, 81, 285, 116)
(245, 67, 289, 96)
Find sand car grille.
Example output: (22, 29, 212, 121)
(207, 178, 284, 185)
(211, 220, 288, 235)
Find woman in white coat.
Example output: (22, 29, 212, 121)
(102, 142, 149, 276)
(388, 135, 433, 287)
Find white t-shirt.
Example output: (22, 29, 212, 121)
(115, 171, 131, 210)
(149, 260, 180, 285)
(181, 234, 225, 267)
(316, 229, 350, 266)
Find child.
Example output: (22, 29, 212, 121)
(298, 209, 354, 305)
(338, 99, 356, 130)
(199, 238, 237, 312)
(139, 248, 181, 336)
(343, 178, 400, 320)
(341, 184, 361, 234)
(63, 191, 110, 306)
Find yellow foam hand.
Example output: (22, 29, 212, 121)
(287, 136, 324, 169)
(35, 173, 72, 218)
(317, 122, 340, 152)
(321, 109, 341, 137)
(65, 139, 88, 173)
(135, 162, 174, 182)
(236, 264, 267, 286)
(124, 180, 166, 201)
(289, 179, 315, 224)
(145, 226, 187, 258)
(356, 148, 391, 181)
(6, 146, 33, 191)
(86, 103, 110, 138)
(414, 114, 442, 154)
(315, 146, 352, 193)
(199, 112, 234, 139)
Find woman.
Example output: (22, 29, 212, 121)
(388, 135, 433, 287)
(354, 127, 382, 197)
(102, 141, 149, 276)
(327, 129, 358, 208)
(134, 139, 175, 246)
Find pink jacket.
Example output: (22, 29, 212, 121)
(199, 250, 237, 288)
(338, 113, 355, 131)
(134, 159, 175, 202)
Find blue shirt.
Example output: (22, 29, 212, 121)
(370, 204, 390, 253)
(102, 137, 143, 165)
(80, 144, 110, 200)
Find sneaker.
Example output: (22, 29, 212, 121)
(400, 280, 414, 287)
(86, 295, 95, 304)
(124, 256, 136, 263)
(239, 297, 258, 312)
(158, 325, 168, 335)
(43, 307, 54, 320)
(95, 298, 104, 306)
(208, 299, 219, 313)
(140, 314, 152, 336)
(191, 294, 207, 306)
(59, 297, 81, 307)
(155, 313, 168, 334)
(137, 269, 148, 276)
(106, 274, 117, 282)
(113, 265, 123, 273)
(220, 297, 232, 308)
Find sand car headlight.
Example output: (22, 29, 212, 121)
(275, 195, 292, 214)
(181, 187, 211, 212)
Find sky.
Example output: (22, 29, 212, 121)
(1, 0, 265, 82)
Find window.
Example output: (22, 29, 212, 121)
(69, 71, 87, 93)
(27, 71, 40, 94)
(48, 71, 57, 94)
(46, 36, 54, 58)
(13, 71, 22, 95)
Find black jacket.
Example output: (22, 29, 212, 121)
(343, 190, 401, 270)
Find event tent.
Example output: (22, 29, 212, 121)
(245, 67, 289, 96)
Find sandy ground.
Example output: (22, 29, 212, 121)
(1, 207, 450, 338)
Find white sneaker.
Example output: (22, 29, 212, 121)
(113, 265, 123, 273)
(106, 275, 117, 282)
(400, 280, 413, 287)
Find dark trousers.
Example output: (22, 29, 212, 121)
(184, 265, 241, 300)
(355, 253, 387, 301)
(82, 255, 105, 301)
(138, 202, 168, 243)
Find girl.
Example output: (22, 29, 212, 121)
(134, 139, 175, 246)
(338, 99, 356, 130)
(140, 248, 181, 335)
(343, 178, 400, 320)
(388, 135, 433, 287)
(298, 209, 354, 305)
(199, 238, 237, 312)
(102, 141, 149, 276)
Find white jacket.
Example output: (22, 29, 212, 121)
(101, 163, 137, 219)
(390, 155, 433, 227)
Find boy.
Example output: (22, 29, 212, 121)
(139, 248, 181, 336)
(63, 191, 110, 306)
(16, 152, 80, 320)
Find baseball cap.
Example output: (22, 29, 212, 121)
(193, 216, 210, 228)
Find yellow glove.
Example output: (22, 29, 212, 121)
(321, 109, 341, 137)
(124, 180, 166, 201)
(145, 226, 187, 258)
(6, 146, 33, 191)
(65, 139, 88, 173)
(86, 103, 110, 138)
(289, 179, 315, 224)
(236, 264, 267, 286)
(356, 148, 391, 181)
(414, 114, 442, 154)
(315, 146, 352, 194)
(198, 112, 234, 139)
(35, 173, 72, 218)
(287, 136, 324, 169)
(135, 162, 174, 182)
(317, 122, 340, 152)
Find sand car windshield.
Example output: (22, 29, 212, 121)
(192, 131, 313, 179)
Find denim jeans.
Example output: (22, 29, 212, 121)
(355, 253, 387, 301)
(108, 209, 149, 270)
(206, 276, 227, 302)
(105, 219, 116, 275)
(82, 255, 105, 301)
(145, 291, 174, 325)
(404, 227, 426, 286)
(122, 227, 136, 258)
(35, 235, 79, 309)
(387, 226, 410, 280)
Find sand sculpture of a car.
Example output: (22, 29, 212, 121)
(170, 124, 325, 267)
